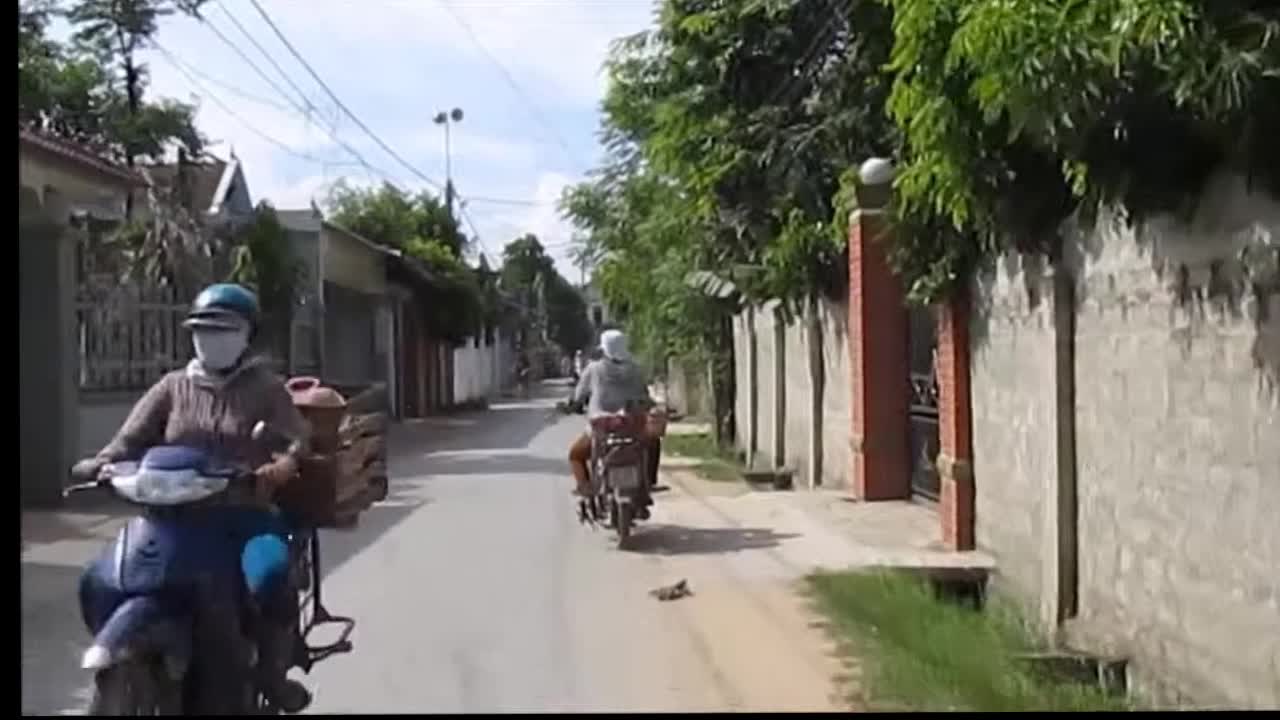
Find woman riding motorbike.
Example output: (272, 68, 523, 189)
(73, 283, 313, 713)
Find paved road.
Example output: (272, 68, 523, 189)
(22, 383, 846, 714)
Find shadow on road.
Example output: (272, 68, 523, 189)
(393, 384, 567, 459)
(22, 561, 95, 715)
(315, 493, 428, 581)
(417, 452, 569, 478)
(625, 524, 801, 556)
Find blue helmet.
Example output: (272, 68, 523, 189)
(184, 283, 260, 331)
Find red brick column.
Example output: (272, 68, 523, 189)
(847, 209, 910, 500)
(937, 290, 975, 550)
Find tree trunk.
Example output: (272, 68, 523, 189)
(120, 31, 140, 220)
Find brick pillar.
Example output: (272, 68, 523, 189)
(937, 290, 975, 550)
(847, 208, 910, 500)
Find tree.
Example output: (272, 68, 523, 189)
(18, 0, 205, 166)
(326, 181, 469, 259)
(884, 0, 1280, 302)
(326, 181, 486, 343)
(227, 202, 302, 354)
(589, 0, 896, 310)
(498, 235, 593, 354)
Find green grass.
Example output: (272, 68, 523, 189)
(662, 432, 743, 483)
(806, 570, 1133, 712)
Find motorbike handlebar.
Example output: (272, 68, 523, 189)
(63, 461, 259, 500)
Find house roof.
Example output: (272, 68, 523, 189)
(321, 220, 400, 259)
(18, 127, 148, 187)
(276, 205, 455, 294)
(276, 207, 324, 233)
(142, 155, 241, 215)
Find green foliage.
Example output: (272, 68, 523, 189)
(561, 168, 719, 365)
(18, 0, 204, 164)
(498, 235, 593, 354)
(886, 0, 1280, 303)
(326, 180, 468, 259)
(807, 570, 1133, 711)
(227, 202, 302, 322)
(564, 0, 898, 369)
(325, 180, 485, 343)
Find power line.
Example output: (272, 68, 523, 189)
(456, 191, 497, 263)
(192, 10, 394, 184)
(440, 0, 586, 172)
(464, 195, 554, 207)
(154, 41, 345, 167)
(160, 48, 293, 113)
(247, 0, 447, 193)
(197, 11, 313, 120)
(213, 1, 328, 125)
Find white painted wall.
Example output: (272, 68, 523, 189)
(452, 331, 512, 405)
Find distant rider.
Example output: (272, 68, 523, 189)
(568, 329, 658, 517)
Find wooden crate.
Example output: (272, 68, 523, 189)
(276, 408, 389, 527)
(276, 454, 343, 527)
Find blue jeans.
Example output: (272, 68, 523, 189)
(224, 507, 295, 621)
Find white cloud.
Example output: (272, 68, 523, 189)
(465, 171, 584, 280)
(51, 0, 655, 279)
(256, 0, 656, 107)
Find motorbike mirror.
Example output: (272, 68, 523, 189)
(251, 420, 271, 443)
(252, 420, 301, 455)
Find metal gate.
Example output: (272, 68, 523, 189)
(907, 306, 941, 501)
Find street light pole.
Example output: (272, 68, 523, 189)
(433, 107, 464, 220)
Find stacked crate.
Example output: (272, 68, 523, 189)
(276, 378, 388, 528)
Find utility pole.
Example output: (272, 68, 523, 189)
(433, 108, 464, 220)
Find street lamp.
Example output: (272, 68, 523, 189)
(856, 156, 896, 212)
(433, 107, 464, 217)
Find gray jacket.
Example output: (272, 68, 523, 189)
(573, 357, 651, 419)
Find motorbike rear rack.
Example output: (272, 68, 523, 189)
(297, 528, 355, 671)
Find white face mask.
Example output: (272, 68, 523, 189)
(192, 328, 249, 371)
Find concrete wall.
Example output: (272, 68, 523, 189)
(969, 255, 1057, 608)
(20, 186, 80, 507)
(664, 356, 713, 419)
(77, 395, 139, 458)
(970, 172, 1280, 708)
(731, 298, 851, 489)
(754, 303, 782, 469)
(19, 150, 131, 219)
(20, 147, 137, 506)
(322, 225, 387, 297)
(733, 311, 754, 457)
(818, 299, 852, 489)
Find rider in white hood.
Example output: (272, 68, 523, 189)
(568, 329, 657, 514)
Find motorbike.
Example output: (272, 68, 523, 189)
(68, 422, 354, 715)
(581, 403, 657, 549)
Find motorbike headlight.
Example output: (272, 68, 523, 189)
(109, 467, 230, 506)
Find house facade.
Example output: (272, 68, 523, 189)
(19, 128, 148, 507)
(277, 208, 397, 399)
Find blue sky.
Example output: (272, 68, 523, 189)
(66, 0, 659, 279)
